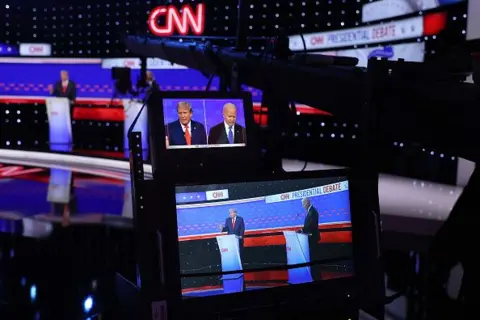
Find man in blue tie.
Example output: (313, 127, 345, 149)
(207, 103, 246, 145)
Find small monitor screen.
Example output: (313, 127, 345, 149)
(163, 98, 247, 149)
(175, 175, 354, 298)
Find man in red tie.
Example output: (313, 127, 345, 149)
(164, 101, 207, 147)
(219, 208, 246, 258)
(48, 70, 77, 106)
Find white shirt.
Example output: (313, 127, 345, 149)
(307, 205, 312, 212)
(232, 217, 236, 225)
(181, 121, 192, 135)
(224, 122, 234, 141)
(62, 80, 69, 87)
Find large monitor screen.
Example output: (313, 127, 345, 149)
(163, 98, 247, 149)
(175, 175, 354, 297)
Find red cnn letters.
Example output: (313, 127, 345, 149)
(148, 4, 206, 37)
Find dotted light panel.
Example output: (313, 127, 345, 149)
(246, 1, 362, 37)
(0, 0, 469, 56)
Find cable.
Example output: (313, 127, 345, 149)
(299, 33, 307, 55)
(205, 72, 216, 91)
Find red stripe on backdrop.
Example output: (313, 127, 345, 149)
(72, 104, 331, 122)
(179, 223, 352, 245)
(73, 107, 125, 121)
(244, 230, 352, 247)
(0, 97, 124, 106)
(0, 97, 46, 104)
(244, 270, 288, 282)
(0, 97, 332, 122)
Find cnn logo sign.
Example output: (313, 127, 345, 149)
(148, 4, 205, 37)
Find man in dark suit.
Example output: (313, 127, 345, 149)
(299, 197, 321, 279)
(208, 103, 246, 145)
(219, 208, 246, 259)
(49, 70, 77, 106)
(165, 101, 207, 146)
(145, 71, 160, 91)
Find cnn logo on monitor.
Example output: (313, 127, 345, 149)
(148, 4, 205, 37)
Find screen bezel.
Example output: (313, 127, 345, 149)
(172, 168, 359, 314)
(147, 91, 258, 181)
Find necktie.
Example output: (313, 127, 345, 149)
(184, 124, 192, 145)
(232, 218, 235, 229)
(228, 126, 234, 144)
(62, 85, 67, 93)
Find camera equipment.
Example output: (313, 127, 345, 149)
(125, 39, 387, 320)
(125, 4, 480, 318)
(111, 67, 132, 95)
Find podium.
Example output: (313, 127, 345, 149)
(122, 180, 133, 218)
(47, 169, 73, 204)
(216, 234, 244, 293)
(46, 97, 72, 152)
(123, 99, 149, 159)
(283, 231, 313, 284)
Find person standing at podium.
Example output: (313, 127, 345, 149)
(219, 209, 245, 259)
(299, 197, 320, 258)
(145, 70, 160, 91)
(48, 70, 77, 106)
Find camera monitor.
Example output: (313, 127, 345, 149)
(160, 93, 252, 150)
(175, 171, 354, 298)
(147, 91, 256, 179)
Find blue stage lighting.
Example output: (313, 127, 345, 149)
(0, 43, 19, 56)
(30, 285, 37, 302)
(83, 295, 94, 313)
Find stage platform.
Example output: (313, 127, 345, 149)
(0, 148, 464, 319)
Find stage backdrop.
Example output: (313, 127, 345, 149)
(0, 57, 263, 101)
(177, 190, 351, 237)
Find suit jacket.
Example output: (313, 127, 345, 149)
(208, 123, 246, 145)
(147, 80, 160, 91)
(222, 216, 245, 239)
(165, 120, 207, 146)
(52, 80, 76, 103)
(303, 206, 320, 241)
